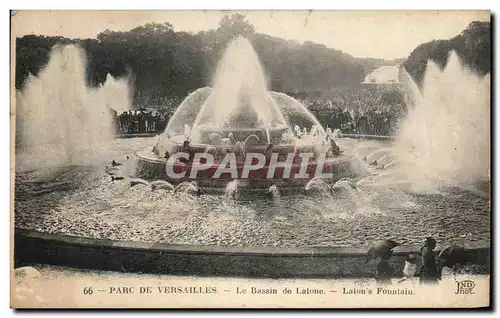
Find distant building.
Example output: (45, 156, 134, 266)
(362, 65, 401, 85)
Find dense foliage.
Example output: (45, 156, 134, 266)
(403, 21, 490, 87)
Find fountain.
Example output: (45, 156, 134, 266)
(15, 44, 132, 172)
(135, 37, 362, 191)
(394, 51, 490, 192)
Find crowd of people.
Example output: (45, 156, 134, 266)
(112, 84, 408, 136)
(368, 236, 468, 285)
(111, 96, 181, 134)
(113, 110, 169, 134)
(298, 85, 408, 136)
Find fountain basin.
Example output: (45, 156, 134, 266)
(14, 229, 491, 278)
(14, 137, 491, 277)
(149, 37, 346, 193)
(134, 145, 362, 191)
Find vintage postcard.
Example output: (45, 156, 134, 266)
(10, 10, 491, 309)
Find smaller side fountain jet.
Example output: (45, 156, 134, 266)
(244, 134, 261, 146)
(129, 178, 151, 187)
(225, 179, 240, 199)
(173, 181, 201, 196)
(150, 180, 175, 191)
(267, 184, 280, 200)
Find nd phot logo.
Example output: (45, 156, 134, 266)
(455, 280, 475, 295)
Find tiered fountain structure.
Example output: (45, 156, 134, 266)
(134, 37, 362, 191)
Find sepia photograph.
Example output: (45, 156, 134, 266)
(10, 9, 491, 309)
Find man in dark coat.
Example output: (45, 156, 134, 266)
(419, 237, 440, 284)
(366, 239, 401, 285)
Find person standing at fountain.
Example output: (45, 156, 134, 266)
(138, 111, 146, 133)
(150, 112, 157, 132)
(375, 256, 393, 285)
(158, 112, 167, 132)
(133, 111, 140, 133)
(154, 112, 161, 133)
(419, 237, 440, 284)
(127, 111, 134, 133)
(145, 111, 153, 132)
(118, 111, 128, 134)
(366, 240, 400, 285)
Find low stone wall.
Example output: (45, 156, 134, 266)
(341, 134, 395, 141)
(14, 229, 490, 279)
(115, 133, 158, 139)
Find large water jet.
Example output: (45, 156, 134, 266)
(16, 44, 132, 171)
(395, 51, 490, 190)
(192, 36, 286, 138)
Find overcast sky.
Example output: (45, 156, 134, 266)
(12, 10, 490, 60)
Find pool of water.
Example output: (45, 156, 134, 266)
(14, 137, 491, 249)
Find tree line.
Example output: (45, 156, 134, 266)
(403, 21, 490, 88)
(15, 14, 386, 106)
(16, 14, 489, 107)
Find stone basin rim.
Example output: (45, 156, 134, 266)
(14, 228, 490, 257)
